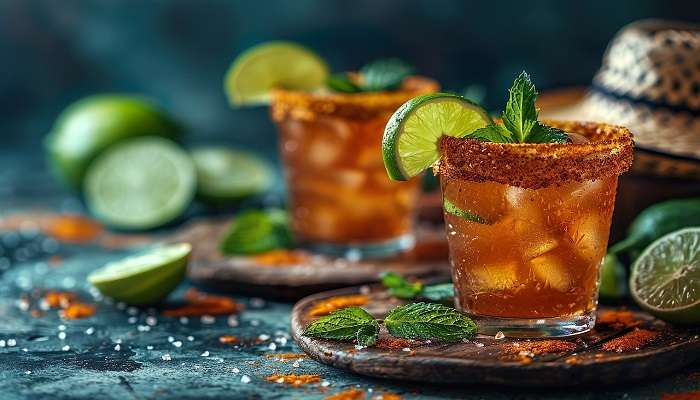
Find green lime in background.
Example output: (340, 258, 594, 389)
(88, 243, 191, 305)
(84, 136, 196, 230)
(45, 95, 181, 188)
(224, 41, 329, 106)
(191, 147, 274, 204)
(630, 228, 700, 324)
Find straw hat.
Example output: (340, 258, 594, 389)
(540, 19, 700, 179)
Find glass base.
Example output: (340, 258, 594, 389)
(472, 312, 595, 338)
(303, 233, 415, 261)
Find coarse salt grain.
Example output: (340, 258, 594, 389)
(127, 317, 137, 324)
(227, 315, 239, 327)
(201, 315, 216, 324)
(114, 344, 121, 351)
(61, 345, 70, 351)
(146, 345, 154, 350)
(172, 341, 182, 348)
(268, 343, 277, 351)
(250, 320, 260, 327)
(8, 339, 17, 347)
(292, 361, 300, 368)
(180, 317, 189, 324)
(85, 327, 94, 335)
(241, 375, 251, 383)
(58, 332, 66, 340)
(146, 316, 157, 326)
(167, 336, 175, 343)
(187, 336, 194, 342)
(495, 331, 506, 339)
(162, 354, 171, 361)
(321, 381, 330, 387)
(201, 351, 210, 357)
(232, 367, 240, 374)
(0, 340, 5, 347)
(58, 325, 66, 331)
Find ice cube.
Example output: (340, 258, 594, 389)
(522, 235, 559, 260)
(567, 213, 607, 263)
(307, 137, 343, 167)
(530, 253, 571, 291)
(336, 169, 366, 188)
(472, 261, 519, 291)
(505, 186, 538, 210)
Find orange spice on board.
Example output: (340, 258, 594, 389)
(596, 309, 640, 330)
(502, 340, 577, 356)
(661, 391, 700, 400)
(601, 328, 659, 352)
(372, 393, 402, 400)
(325, 389, 366, 400)
(265, 374, 321, 387)
(251, 250, 310, 266)
(218, 335, 239, 344)
(264, 353, 308, 361)
(44, 291, 76, 308)
(60, 303, 96, 319)
(162, 288, 244, 317)
(308, 295, 369, 317)
(375, 337, 421, 350)
(48, 215, 102, 243)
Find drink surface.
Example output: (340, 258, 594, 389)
(278, 113, 421, 244)
(442, 176, 618, 319)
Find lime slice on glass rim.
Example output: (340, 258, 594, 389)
(191, 147, 274, 204)
(224, 41, 329, 106)
(84, 136, 197, 230)
(382, 93, 492, 181)
(88, 243, 191, 305)
(630, 228, 700, 324)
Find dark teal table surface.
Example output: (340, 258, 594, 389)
(1, 155, 699, 400)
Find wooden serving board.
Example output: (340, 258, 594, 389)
(291, 285, 700, 387)
(173, 218, 450, 299)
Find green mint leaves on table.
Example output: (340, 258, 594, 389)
(303, 303, 475, 346)
(385, 302, 477, 342)
(304, 307, 380, 346)
(381, 272, 455, 302)
(219, 208, 293, 255)
(468, 71, 568, 144)
(326, 58, 414, 93)
(443, 198, 487, 224)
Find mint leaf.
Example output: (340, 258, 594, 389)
(443, 198, 487, 224)
(381, 272, 423, 299)
(526, 122, 569, 144)
(304, 307, 379, 344)
(219, 209, 293, 255)
(326, 73, 360, 93)
(502, 71, 538, 142)
(420, 283, 455, 302)
(384, 302, 476, 342)
(468, 124, 514, 144)
(360, 58, 413, 92)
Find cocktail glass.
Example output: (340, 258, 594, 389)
(271, 77, 439, 259)
(438, 121, 634, 337)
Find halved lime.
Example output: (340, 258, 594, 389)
(219, 209, 292, 255)
(224, 41, 329, 106)
(45, 95, 181, 189)
(84, 137, 196, 230)
(88, 243, 191, 305)
(382, 93, 492, 181)
(630, 228, 700, 324)
(192, 147, 274, 204)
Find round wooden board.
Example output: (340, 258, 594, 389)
(171, 218, 450, 299)
(291, 285, 700, 387)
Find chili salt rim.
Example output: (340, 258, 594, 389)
(436, 120, 634, 189)
(270, 76, 439, 121)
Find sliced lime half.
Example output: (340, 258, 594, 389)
(192, 147, 274, 204)
(88, 243, 191, 305)
(630, 228, 700, 324)
(382, 93, 492, 181)
(224, 41, 329, 106)
(84, 136, 196, 230)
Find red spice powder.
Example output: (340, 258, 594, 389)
(251, 250, 310, 266)
(601, 329, 659, 352)
(307, 295, 369, 317)
(375, 337, 421, 350)
(218, 335, 239, 344)
(163, 288, 243, 317)
(265, 374, 321, 387)
(48, 215, 102, 243)
(264, 353, 308, 361)
(59, 303, 96, 320)
(502, 340, 577, 355)
(661, 391, 700, 400)
(325, 389, 366, 400)
(44, 291, 76, 309)
(596, 310, 640, 330)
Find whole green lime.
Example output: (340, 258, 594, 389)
(45, 95, 182, 188)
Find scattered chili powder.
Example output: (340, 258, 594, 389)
(596, 309, 640, 330)
(264, 353, 308, 361)
(325, 389, 366, 400)
(47, 215, 102, 243)
(601, 328, 659, 352)
(218, 335, 239, 344)
(308, 295, 369, 317)
(502, 340, 577, 355)
(661, 391, 700, 400)
(251, 250, 310, 266)
(375, 337, 421, 350)
(59, 303, 96, 320)
(44, 291, 76, 309)
(265, 374, 321, 387)
(162, 288, 243, 317)
(372, 393, 402, 400)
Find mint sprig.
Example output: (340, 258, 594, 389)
(326, 58, 414, 93)
(381, 272, 455, 303)
(467, 71, 568, 144)
(303, 302, 475, 346)
(384, 302, 477, 342)
(326, 73, 360, 93)
(219, 208, 293, 255)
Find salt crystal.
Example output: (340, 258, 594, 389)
(8, 339, 17, 347)
(275, 378, 284, 383)
(85, 327, 95, 335)
(114, 344, 121, 351)
(275, 337, 288, 346)
(137, 325, 150, 332)
(172, 341, 182, 348)
(58, 332, 66, 340)
(127, 317, 137, 324)
(232, 367, 240, 374)
(162, 354, 172, 361)
(201, 315, 215, 324)
(201, 351, 210, 357)
(25, 371, 31, 375)
(475, 342, 485, 348)
(402, 347, 411, 352)
(268, 343, 276, 351)
(321, 381, 330, 387)
(146, 345, 154, 350)
(250, 319, 260, 327)
(168, 336, 175, 343)
(227, 315, 239, 327)
(258, 334, 270, 341)
(58, 325, 66, 331)
(146, 316, 157, 326)
(292, 361, 300, 368)
(179, 317, 189, 325)
(61, 345, 70, 351)
(187, 336, 194, 342)
(240, 375, 251, 384)
(354, 345, 365, 350)
(21, 348, 28, 352)
(0, 340, 6, 347)
(494, 331, 506, 340)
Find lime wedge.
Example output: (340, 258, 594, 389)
(599, 254, 627, 299)
(224, 41, 329, 106)
(382, 93, 492, 181)
(630, 228, 700, 324)
(219, 209, 292, 255)
(84, 136, 196, 230)
(88, 243, 191, 305)
(192, 147, 274, 204)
